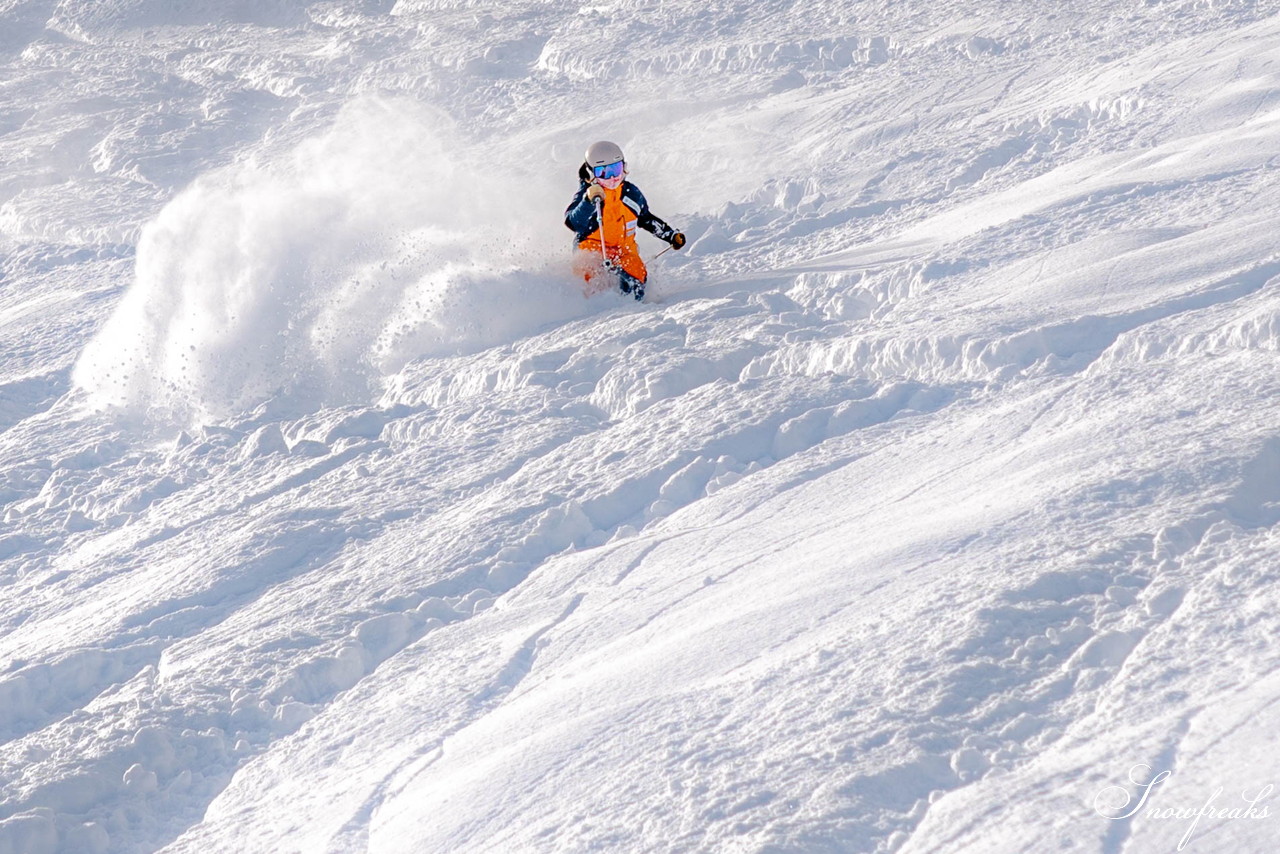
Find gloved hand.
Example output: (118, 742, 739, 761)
(669, 232, 686, 250)
(585, 184, 605, 204)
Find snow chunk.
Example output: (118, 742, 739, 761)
(354, 613, 415, 662)
(1065, 630, 1143, 670)
(59, 823, 109, 854)
(950, 747, 991, 781)
(122, 763, 158, 794)
(240, 424, 289, 459)
(273, 701, 316, 734)
(0, 809, 57, 854)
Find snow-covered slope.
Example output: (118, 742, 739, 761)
(4, 1, 1280, 852)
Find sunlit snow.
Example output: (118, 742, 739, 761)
(4, 1, 1280, 853)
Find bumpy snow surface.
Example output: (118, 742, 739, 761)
(4, 0, 1280, 852)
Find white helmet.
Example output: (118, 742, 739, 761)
(585, 140, 625, 167)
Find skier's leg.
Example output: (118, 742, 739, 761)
(618, 269, 644, 301)
(617, 244, 648, 302)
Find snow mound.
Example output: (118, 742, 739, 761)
(73, 97, 585, 424)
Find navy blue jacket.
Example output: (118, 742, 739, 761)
(564, 179, 679, 244)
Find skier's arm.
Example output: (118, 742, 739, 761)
(564, 183, 600, 239)
(625, 185, 684, 246)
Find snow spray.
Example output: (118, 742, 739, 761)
(74, 97, 583, 425)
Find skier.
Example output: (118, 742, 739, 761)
(564, 140, 686, 301)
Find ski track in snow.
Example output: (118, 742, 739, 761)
(4, 0, 1280, 852)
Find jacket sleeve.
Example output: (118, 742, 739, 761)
(564, 181, 599, 240)
(625, 184, 680, 243)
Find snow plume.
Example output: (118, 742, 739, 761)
(74, 97, 583, 425)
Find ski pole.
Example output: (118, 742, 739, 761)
(594, 195, 612, 270)
(649, 245, 674, 263)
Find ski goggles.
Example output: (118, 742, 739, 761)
(592, 161, 625, 180)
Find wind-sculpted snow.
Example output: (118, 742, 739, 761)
(8, 1, 1280, 853)
(73, 98, 585, 424)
